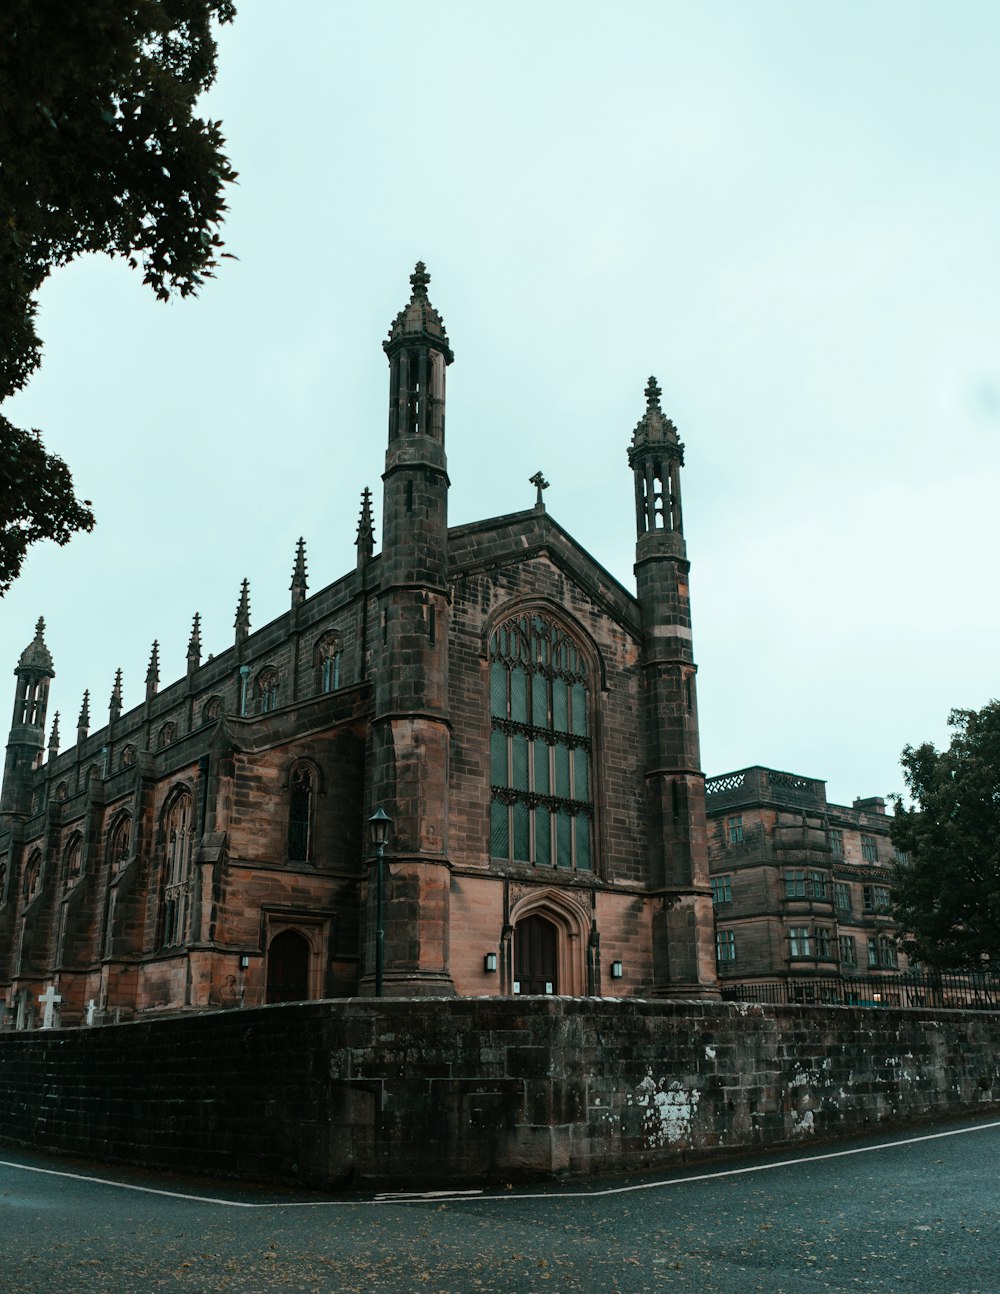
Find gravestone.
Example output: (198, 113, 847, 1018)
(38, 985, 62, 1029)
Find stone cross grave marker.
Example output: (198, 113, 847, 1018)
(38, 984, 61, 1029)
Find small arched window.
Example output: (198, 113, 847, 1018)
(314, 632, 342, 693)
(65, 834, 83, 884)
(157, 721, 176, 750)
(203, 696, 223, 724)
(256, 667, 279, 714)
(120, 743, 137, 770)
(108, 814, 131, 873)
(160, 791, 193, 948)
(54, 781, 68, 802)
(23, 850, 42, 903)
(287, 764, 314, 861)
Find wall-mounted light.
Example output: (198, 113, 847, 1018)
(611, 960, 624, 979)
(484, 952, 498, 973)
(239, 954, 250, 971)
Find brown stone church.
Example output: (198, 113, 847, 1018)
(0, 265, 719, 1025)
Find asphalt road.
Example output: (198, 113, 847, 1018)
(2, 1116, 999, 1294)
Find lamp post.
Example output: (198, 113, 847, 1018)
(368, 807, 393, 997)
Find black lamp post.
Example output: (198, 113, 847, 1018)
(368, 807, 392, 997)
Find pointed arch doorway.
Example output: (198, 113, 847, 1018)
(514, 914, 558, 995)
(266, 929, 311, 1003)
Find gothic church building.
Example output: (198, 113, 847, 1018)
(0, 265, 718, 1024)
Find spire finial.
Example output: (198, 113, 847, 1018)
(187, 612, 202, 675)
(290, 537, 308, 608)
(77, 689, 90, 739)
(48, 711, 60, 754)
(410, 261, 431, 296)
(17, 616, 55, 675)
(109, 669, 123, 722)
(234, 578, 251, 644)
(355, 487, 375, 566)
(645, 376, 662, 410)
(145, 640, 160, 701)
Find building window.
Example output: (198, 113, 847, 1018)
(157, 722, 176, 750)
(108, 814, 131, 872)
(203, 696, 223, 723)
(815, 927, 832, 959)
(879, 937, 898, 968)
(314, 632, 342, 693)
(893, 846, 908, 864)
(867, 937, 879, 968)
(839, 934, 857, 967)
(119, 743, 137, 770)
(830, 828, 844, 856)
(784, 870, 806, 898)
(256, 667, 279, 714)
(789, 926, 811, 958)
(287, 765, 313, 861)
(727, 814, 744, 844)
(715, 929, 736, 962)
(834, 882, 852, 914)
(23, 850, 42, 903)
(64, 836, 83, 884)
(863, 884, 891, 913)
(808, 871, 828, 900)
(489, 612, 593, 870)
(160, 792, 193, 948)
(861, 834, 878, 863)
(710, 875, 732, 905)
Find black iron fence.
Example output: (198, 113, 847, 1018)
(720, 972, 1000, 1011)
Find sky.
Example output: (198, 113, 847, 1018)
(3, 0, 1000, 809)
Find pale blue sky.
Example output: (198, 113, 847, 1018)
(4, 1, 999, 806)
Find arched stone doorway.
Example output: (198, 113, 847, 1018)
(514, 913, 559, 995)
(266, 929, 311, 1003)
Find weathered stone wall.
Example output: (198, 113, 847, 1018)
(1, 998, 998, 1189)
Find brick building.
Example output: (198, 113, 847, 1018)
(704, 765, 909, 1000)
(0, 264, 719, 1025)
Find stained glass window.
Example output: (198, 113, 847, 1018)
(488, 612, 593, 870)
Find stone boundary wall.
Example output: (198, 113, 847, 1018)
(1, 998, 998, 1188)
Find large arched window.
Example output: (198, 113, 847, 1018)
(287, 763, 314, 861)
(314, 632, 342, 693)
(160, 791, 193, 948)
(489, 612, 593, 870)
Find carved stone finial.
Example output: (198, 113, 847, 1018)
(145, 640, 160, 701)
(109, 669, 123, 722)
(17, 616, 54, 675)
(234, 579, 251, 644)
(48, 711, 60, 754)
(290, 538, 308, 608)
(355, 487, 375, 566)
(645, 376, 662, 410)
(529, 470, 550, 510)
(410, 261, 431, 295)
(77, 689, 91, 736)
(187, 612, 202, 674)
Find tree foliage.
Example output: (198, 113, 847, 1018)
(0, 0, 236, 588)
(891, 702, 1000, 971)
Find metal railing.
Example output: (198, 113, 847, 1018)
(720, 972, 1000, 1011)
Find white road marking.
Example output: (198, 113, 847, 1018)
(1, 1118, 998, 1210)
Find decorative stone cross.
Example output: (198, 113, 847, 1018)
(38, 984, 62, 1029)
(85, 999, 97, 1027)
(529, 470, 549, 509)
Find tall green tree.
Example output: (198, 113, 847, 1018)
(0, 0, 237, 593)
(891, 702, 1000, 971)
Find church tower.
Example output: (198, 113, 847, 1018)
(368, 263, 455, 994)
(1, 619, 54, 816)
(628, 379, 718, 997)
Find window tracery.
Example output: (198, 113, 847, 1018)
(489, 612, 593, 870)
(203, 696, 223, 723)
(65, 835, 83, 883)
(160, 792, 193, 948)
(256, 667, 279, 714)
(23, 850, 42, 902)
(157, 721, 177, 749)
(108, 814, 131, 873)
(119, 743, 137, 769)
(314, 632, 342, 693)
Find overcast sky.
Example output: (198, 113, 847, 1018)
(4, 1, 999, 808)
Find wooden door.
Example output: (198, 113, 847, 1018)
(514, 915, 558, 995)
(266, 929, 311, 1003)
